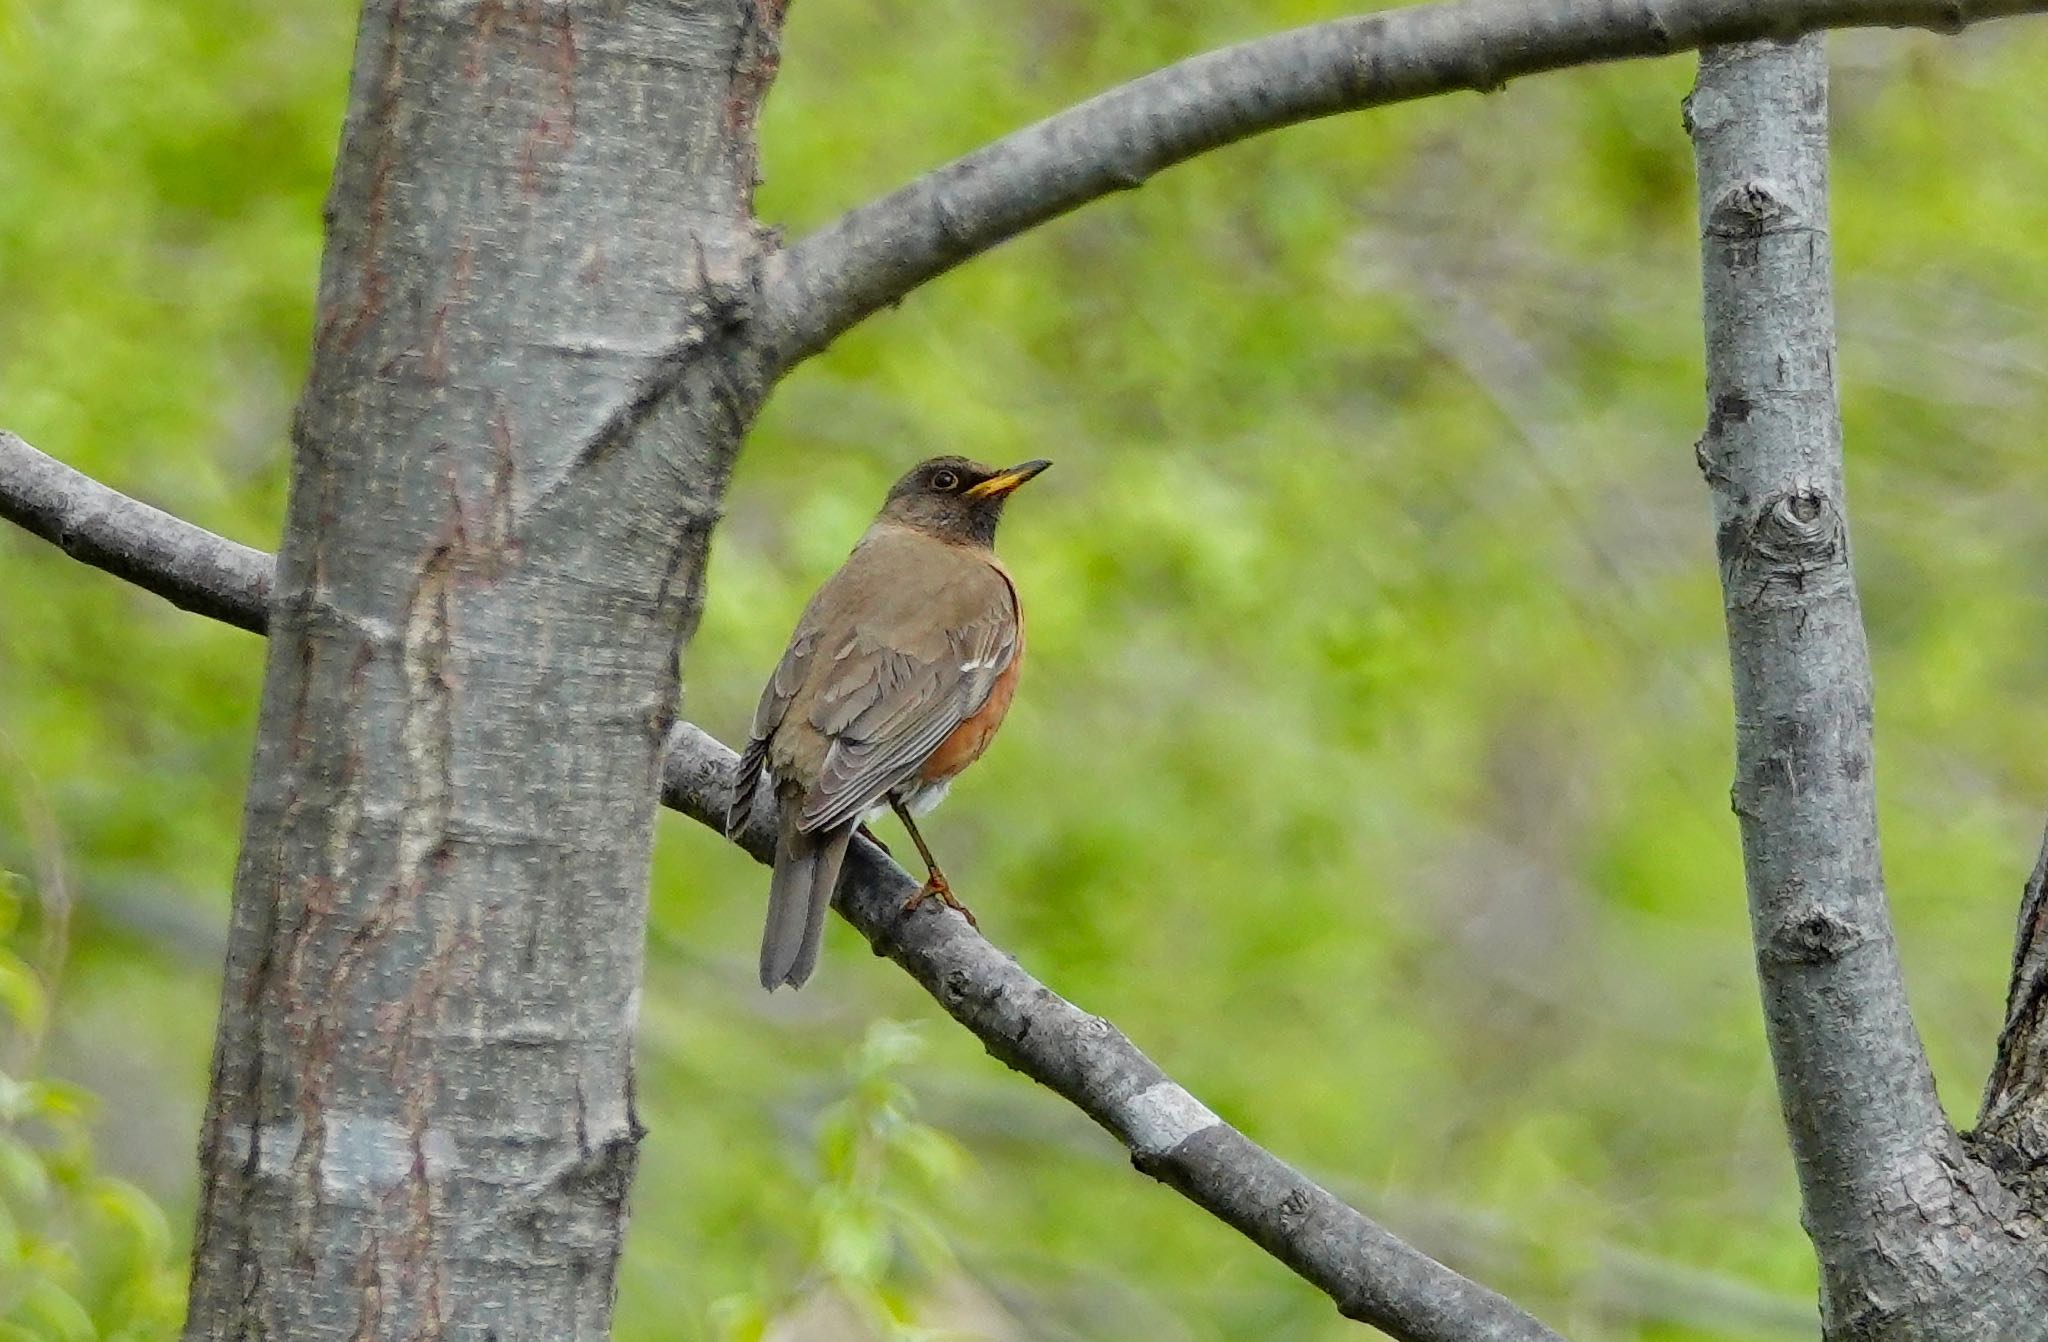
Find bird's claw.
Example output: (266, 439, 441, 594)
(903, 873, 977, 928)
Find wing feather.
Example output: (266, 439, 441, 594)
(727, 623, 819, 836)
(795, 587, 1019, 834)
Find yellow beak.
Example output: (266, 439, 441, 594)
(964, 459, 1053, 500)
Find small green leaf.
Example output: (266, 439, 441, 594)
(707, 1293, 768, 1342)
(0, 960, 44, 1039)
(89, 1182, 170, 1264)
(855, 1022, 924, 1076)
(0, 1140, 52, 1210)
(888, 1126, 964, 1192)
(817, 1195, 888, 1285)
(18, 1278, 96, 1342)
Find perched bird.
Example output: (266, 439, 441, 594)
(728, 455, 1051, 990)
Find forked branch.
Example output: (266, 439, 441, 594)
(1689, 38, 2044, 1334)
(762, 0, 2048, 367)
(0, 429, 1562, 1342)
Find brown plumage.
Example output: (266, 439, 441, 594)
(728, 455, 1050, 990)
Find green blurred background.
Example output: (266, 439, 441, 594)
(4, 2, 2048, 1338)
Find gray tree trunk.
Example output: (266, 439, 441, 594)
(1690, 37, 2048, 1339)
(181, 2, 783, 1337)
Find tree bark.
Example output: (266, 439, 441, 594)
(1689, 37, 2047, 1339)
(180, 2, 784, 1337)
(1976, 826, 2048, 1206)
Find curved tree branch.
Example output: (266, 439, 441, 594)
(1689, 39, 2044, 1336)
(0, 429, 1563, 1342)
(760, 0, 2046, 368)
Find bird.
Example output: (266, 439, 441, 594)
(727, 455, 1051, 990)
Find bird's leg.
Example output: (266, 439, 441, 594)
(855, 822, 891, 856)
(890, 798, 977, 928)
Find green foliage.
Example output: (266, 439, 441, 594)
(0, 861, 179, 1342)
(710, 1024, 970, 1341)
(5, 2, 2048, 1339)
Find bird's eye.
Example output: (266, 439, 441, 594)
(931, 469, 960, 492)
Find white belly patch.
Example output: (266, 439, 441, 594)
(866, 778, 950, 823)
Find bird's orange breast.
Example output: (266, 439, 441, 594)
(918, 630, 1023, 785)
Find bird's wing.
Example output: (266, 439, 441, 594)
(727, 603, 823, 837)
(794, 565, 1019, 835)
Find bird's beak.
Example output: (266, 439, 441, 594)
(964, 459, 1052, 500)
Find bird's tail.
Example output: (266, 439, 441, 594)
(759, 809, 854, 990)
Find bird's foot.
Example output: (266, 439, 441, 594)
(856, 823, 892, 857)
(904, 872, 977, 929)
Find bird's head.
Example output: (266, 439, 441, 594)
(878, 455, 1052, 547)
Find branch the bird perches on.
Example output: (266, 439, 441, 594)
(0, 428, 1561, 1342)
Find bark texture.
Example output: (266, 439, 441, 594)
(1978, 827, 2048, 1202)
(1690, 37, 2048, 1339)
(179, 2, 784, 1338)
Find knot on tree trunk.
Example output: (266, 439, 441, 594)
(1722, 482, 1850, 609)
(1705, 177, 1806, 237)
(1763, 903, 1866, 966)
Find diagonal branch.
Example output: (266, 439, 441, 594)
(0, 429, 1563, 1342)
(1689, 38, 2042, 1335)
(760, 0, 2048, 368)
